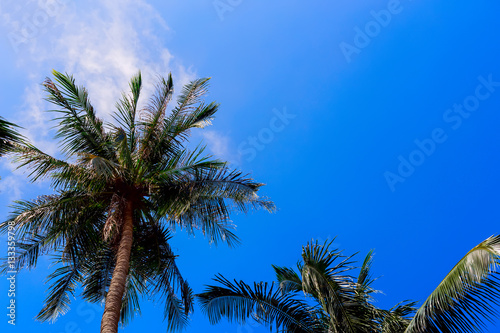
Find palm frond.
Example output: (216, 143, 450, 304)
(43, 70, 112, 159)
(197, 275, 316, 333)
(113, 71, 142, 153)
(138, 73, 174, 161)
(119, 272, 145, 325)
(160, 283, 191, 331)
(173, 77, 211, 115)
(154, 167, 275, 215)
(167, 197, 241, 247)
(379, 301, 417, 333)
(36, 256, 82, 322)
(405, 235, 500, 333)
(163, 101, 219, 144)
(0, 117, 23, 155)
(300, 240, 377, 333)
(81, 246, 115, 303)
(273, 265, 303, 294)
(356, 250, 379, 303)
(13, 143, 76, 182)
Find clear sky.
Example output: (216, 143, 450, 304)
(2, 0, 500, 332)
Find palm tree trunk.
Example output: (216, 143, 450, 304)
(100, 199, 134, 333)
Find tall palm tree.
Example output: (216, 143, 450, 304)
(198, 236, 500, 333)
(0, 70, 274, 333)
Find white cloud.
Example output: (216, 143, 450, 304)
(0, 175, 24, 202)
(201, 130, 240, 166)
(2, 0, 196, 146)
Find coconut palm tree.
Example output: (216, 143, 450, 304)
(0, 70, 274, 333)
(198, 236, 500, 333)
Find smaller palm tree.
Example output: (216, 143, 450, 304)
(198, 235, 500, 333)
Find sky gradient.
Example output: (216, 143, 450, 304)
(2, 0, 500, 332)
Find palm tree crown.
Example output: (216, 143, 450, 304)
(0, 70, 274, 333)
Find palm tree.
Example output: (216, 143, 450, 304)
(0, 70, 274, 333)
(198, 236, 500, 333)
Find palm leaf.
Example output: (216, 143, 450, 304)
(273, 265, 303, 294)
(0, 117, 23, 155)
(43, 70, 113, 159)
(378, 301, 417, 333)
(198, 275, 316, 333)
(300, 240, 378, 333)
(36, 256, 82, 322)
(405, 235, 500, 333)
(113, 71, 142, 154)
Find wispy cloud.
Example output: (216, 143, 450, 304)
(2, 0, 196, 136)
(201, 130, 241, 166)
(0, 175, 23, 202)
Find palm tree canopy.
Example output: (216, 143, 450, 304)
(0, 70, 274, 331)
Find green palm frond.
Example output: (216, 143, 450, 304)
(119, 272, 145, 325)
(0, 117, 23, 155)
(0, 233, 50, 273)
(378, 301, 417, 333)
(300, 240, 377, 333)
(405, 235, 500, 333)
(0, 192, 106, 279)
(273, 265, 303, 294)
(160, 283, 191, 331)
(36, 256, 82, 322)
(43, 70, 112, 159)
(164, 101, 219, 144)
(154, 167, 274, 213)
(198, 275, 316, 333)
(113, 71, 142, 153)
(357, 250, 375, 288)
(13, 143, 77, 182)
(174, 77, 211, 115)
(81, 247, 115, 303)
(356, 250, 379, 305)
(139, 73, 174, 162)
(132, 219, 194, 331)
(166, 197, 241, 247)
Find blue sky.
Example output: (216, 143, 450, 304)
(2, 0, 500, 332)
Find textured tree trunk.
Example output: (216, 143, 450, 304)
(100, 199, 134, 333)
